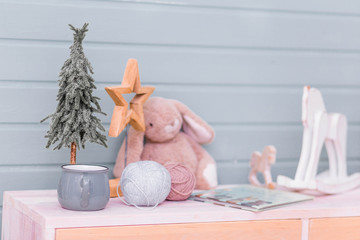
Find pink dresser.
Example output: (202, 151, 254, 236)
(2, 188, 360, 240)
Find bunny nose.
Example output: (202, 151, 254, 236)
(165, 119, 180, 133)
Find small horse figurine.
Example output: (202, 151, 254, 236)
(249, 145, 277, 189)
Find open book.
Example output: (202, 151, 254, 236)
(190, 185, 313, 212)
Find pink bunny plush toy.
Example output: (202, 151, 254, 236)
(113, 97, 218, 190)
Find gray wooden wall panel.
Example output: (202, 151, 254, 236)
(2, 125, 360, 167)
(5, 0, 360, 15)
(121, 0, 360, 14)
(3, 1, 360, 50)
(2, 86, 360, 124)
(2, 43, 360, 86)
(1, 0, 360, 231)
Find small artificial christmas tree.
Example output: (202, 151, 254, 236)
(41, 23, 107, 164)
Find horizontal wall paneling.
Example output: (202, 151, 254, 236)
(1, 86, 360, 124)
(2, 2, 360, 50)
(2, 124, 360, 165)
(1, 43, 360, 86)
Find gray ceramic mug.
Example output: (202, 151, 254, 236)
(57, 164, 110, 211)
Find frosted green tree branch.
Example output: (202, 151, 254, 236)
(41, 23, 107, 151)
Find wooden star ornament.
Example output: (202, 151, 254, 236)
(105, 59, 155, 137)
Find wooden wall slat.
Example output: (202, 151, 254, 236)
(2, 2, 360, 50)
(102, 0, 360, 15)
(6, 0, 360, 15)
(1, 125, 360, 165)
(1, 44, 360, 86)
(1, 86, 360, 124)
(209, 125, 360, 161)
(0, 125, 122, 165)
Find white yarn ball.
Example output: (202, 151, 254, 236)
(120, 161, 171, 207)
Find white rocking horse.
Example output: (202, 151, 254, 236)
(277, 86, 360, 194)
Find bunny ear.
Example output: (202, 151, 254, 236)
(113, 126, 145, 178)
(171, 100, 215, 144)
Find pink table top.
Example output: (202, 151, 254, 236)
(3, 187, 360, 230)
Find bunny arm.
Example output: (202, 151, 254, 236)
(171, 100, 215, 145)
(113, 127, 145, 178)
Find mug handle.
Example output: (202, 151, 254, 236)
(80, 174, 90, 208)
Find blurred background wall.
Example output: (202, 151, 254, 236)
(1, 0, 360, 228)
